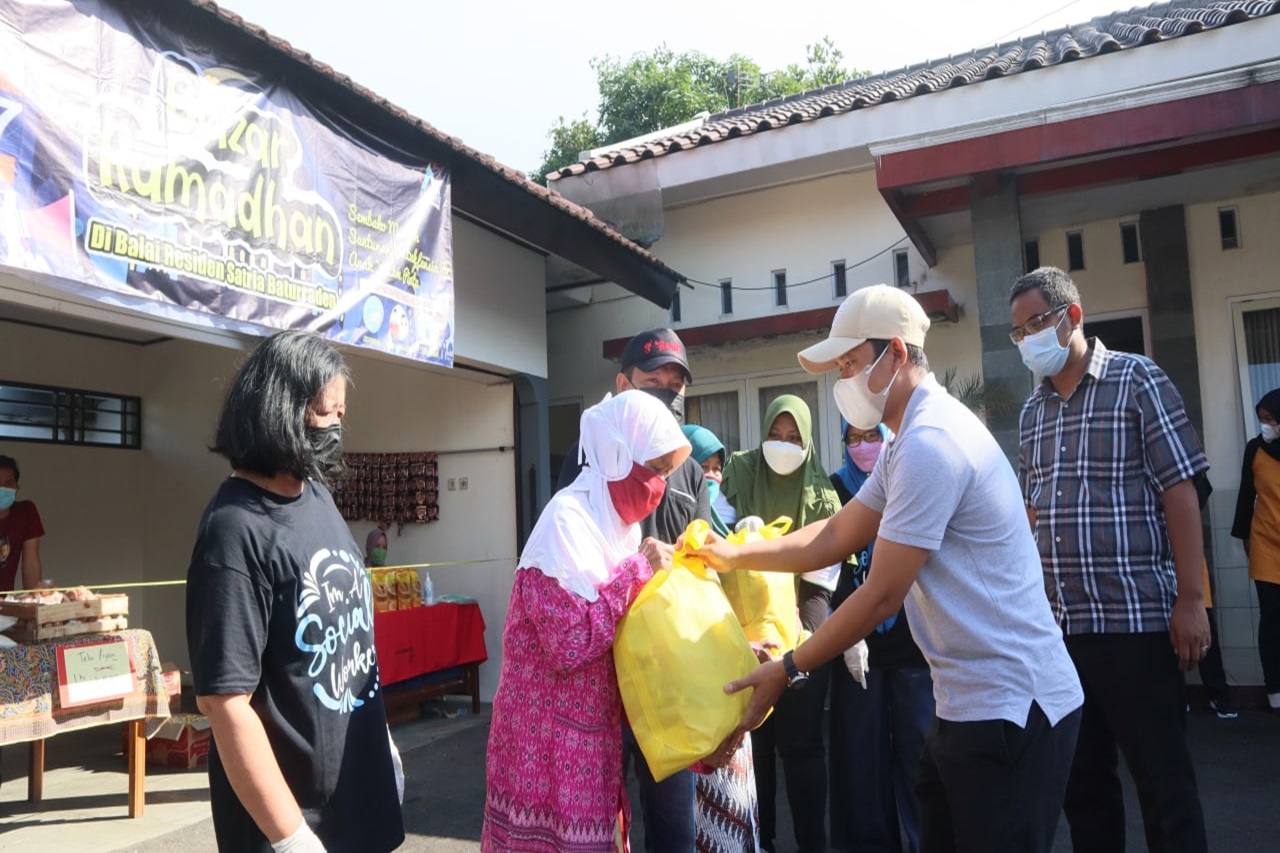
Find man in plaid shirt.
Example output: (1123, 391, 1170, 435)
(1010, 266, 1210, 853)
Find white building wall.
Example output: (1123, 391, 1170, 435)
(548, 170, 983, 467)
(1187, 189, 1280, 687)
(1, 218, 549, 701)
(0, 323, 518, 701)
(453, 219, 548, 376)
(1025, 219, 1150, 319)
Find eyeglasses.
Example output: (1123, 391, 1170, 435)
(845, 432, 882, 447)
(1009, 305, 1069, 345)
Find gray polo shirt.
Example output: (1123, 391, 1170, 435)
(857, 374, 1082, 726)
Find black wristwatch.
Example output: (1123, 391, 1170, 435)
(782, 650, 809, 691)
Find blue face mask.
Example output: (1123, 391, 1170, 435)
(0, 487, 15, 511)
(705, 477, 721, 506)
(1016, 311, 1070, 378)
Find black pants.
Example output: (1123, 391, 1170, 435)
(1063, 632, 1207, 853)
(915, 702, 1079, 853)
(1257, 579, 1280, 693)
(754, 580, 830, 853)
(1197, 608, 1229, 703)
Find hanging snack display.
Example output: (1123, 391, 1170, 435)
(334, 451, 440, 527)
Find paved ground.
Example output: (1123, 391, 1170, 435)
(0, 698, 1275, 851)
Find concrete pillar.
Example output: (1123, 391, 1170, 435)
(511, 373, 550, 552)
(970, 173, 1033, 460)
(1139, 205, 1204, 438)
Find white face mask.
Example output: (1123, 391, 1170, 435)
(832, 347, 899, 430)
(761, 440, 807, 476)
(1262, 423, 1279, 443)
(1016, 312, 1070, 378)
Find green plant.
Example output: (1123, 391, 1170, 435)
(939, 367, 1019, 424)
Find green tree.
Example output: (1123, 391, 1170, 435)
(529, 115, 603, 185)
(531, 39, 861, 184)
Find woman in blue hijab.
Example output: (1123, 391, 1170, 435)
(828, 419, 934, 853)
(682, 424, 736, 536)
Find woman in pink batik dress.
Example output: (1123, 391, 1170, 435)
(482, 390, 691, 852)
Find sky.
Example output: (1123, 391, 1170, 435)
(217, 0, 1138, 175)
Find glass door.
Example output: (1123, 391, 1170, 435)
(747, 374, 833, 469)
(1233, 296, 1280, 441)
(685, 379, 746, 456)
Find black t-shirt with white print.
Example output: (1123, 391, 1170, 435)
(187, 476, 404, 853)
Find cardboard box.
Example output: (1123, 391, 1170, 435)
(158, 661, 183, 713)
(146, 713, 212, 769)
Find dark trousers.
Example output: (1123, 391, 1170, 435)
(1063, 632, 1207, 853)
(829, 664, 934, 853)
(1197, 608, 1229, 703)
(623, 725, 696, 851)
(916, 702, 1080, 853)
(1257, 580, 1280, 693)
(755, 580, 830, 853)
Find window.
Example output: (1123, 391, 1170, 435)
(774, 270, 787, 307)
(1083, 315, 1147, 357)
(669, 287, 682, 323)
(1024, 239, 1041, 272)
(548, 400, 582, 483)
(1233, 298, 1280, 439)
(686, 391, 741, 455)
(893, 249, 910, 289)
(1220, 207, 1240, 250)
(1121, 222, 1141, 264)
(0, 381, 141, 447)
(832, 261, 847, 298)
(1067, 231, 1085, 271)
(720, 278, 733, 315)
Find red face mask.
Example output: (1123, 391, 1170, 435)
(608, 462, 667, 525)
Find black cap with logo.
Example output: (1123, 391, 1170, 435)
(619, 328, 692, 382)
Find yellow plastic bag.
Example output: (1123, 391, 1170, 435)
(718, 516, 803, 654)
(614, 521, 759, 782)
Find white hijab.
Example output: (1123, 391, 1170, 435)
(519, 390, 691, 600)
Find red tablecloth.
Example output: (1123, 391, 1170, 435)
(374, 602, 487, 687)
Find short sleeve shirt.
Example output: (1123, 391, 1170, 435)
(0, 500, 44, 591)
(856, 375, 1082, 726)
(186, 477, 404, 852)
(1018, 340, 1208, 635)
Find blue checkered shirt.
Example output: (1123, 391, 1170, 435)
(1018, 339, 1207, 635)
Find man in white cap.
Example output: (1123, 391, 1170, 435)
(693, 284, 1084, 852)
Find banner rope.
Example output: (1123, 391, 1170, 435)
(6, 558, 517, 595)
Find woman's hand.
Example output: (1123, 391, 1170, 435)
(749, 640, 780, 663)
(685, 531, 739, 573)
(639, 537, 673, 571)
(700, 729, 745, 769)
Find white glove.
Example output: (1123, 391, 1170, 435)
(388, 725, 405, 804)
(843, 640, 869, 689)
(271, 821, 326, 853)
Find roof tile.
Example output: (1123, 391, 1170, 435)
(551, 0, 1280, 181)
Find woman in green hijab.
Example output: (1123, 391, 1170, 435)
(722, 393, 839, 853)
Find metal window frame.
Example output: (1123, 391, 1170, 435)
(0, 379, 141, 449)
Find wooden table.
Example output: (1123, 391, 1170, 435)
(374, 601, 487, 720)
(0, 628, 171, 817)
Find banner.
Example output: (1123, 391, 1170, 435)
(0, 1, 453, 366)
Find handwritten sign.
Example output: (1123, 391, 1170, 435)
(56, 638, 138, 708)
